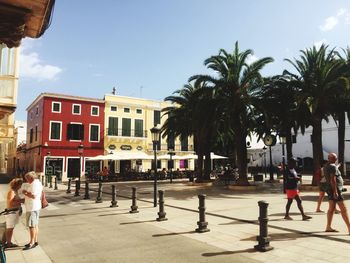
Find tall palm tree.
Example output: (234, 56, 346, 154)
(190, 41, 273, 185)
(284, 45, 347, 182)
(162, 81, 218, 181)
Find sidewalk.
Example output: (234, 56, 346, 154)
(1, 179, 350, 262)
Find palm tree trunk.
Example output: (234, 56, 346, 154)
(338, 111, 345, 176)
(234, 126, 249, 185)
(311, 118, 323, 185)
(286, 128, 293, 160)
(203, 152, 211, 180)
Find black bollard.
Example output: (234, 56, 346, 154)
(254, 200, 273, 252)
(195, 194, 210, 233)
(74, 179, 80, 196)
(110, 185, 118, 207)
(84, 181, 90, 200)
(45, 175, 48, 187)
(41, 175, 44, 183)
(156, 190, 167, 221)
(49, 175, 53, 188)
(95, 182, 103, 203)
(129, 187, 139, 213)
(54, 176, 58, 190)
(66, 179, 71, 194)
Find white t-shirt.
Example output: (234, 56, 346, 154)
(24, 179, 43, 212)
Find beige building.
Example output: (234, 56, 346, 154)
(0, 44, 19, 173)
(103, 94, 195, 175)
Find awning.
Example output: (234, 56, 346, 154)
(86, 151, 153, 161)
(157, 152, 228, 160)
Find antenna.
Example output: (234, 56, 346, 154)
(140, 86, 143, 98)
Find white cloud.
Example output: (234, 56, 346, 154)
(19, 40, 62, 81)
(246, 54, 258, 65)
(314, 39, 328, 49)
(319, 8, 349, 31)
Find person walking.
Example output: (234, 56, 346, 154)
(324, 153, 350, 234)
(316, 160, 329, 212)
(284, 157, 312, 221)
(4, 178, 23, 248)
(22, 171, 43, 250)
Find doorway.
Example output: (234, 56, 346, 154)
(120, 160, 131, 177)
(67, 158, 80, 178)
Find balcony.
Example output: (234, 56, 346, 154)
(106, 128, 148, 138)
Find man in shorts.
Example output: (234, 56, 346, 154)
(284, 157, 312, 221)
(22, 171, 43, 250)
(324, 153, 350, 234)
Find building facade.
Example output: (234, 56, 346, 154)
(25, 93, 105, 181)
(103, 94, 195, 176)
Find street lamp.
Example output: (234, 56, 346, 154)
(279, 133, 287, 193)
(262, 146, 267, 179)
(77, 143, 84, 189)
(150, 125, 160, 207)
(46, 151, 51, 188)
(168, 148, 175, 183)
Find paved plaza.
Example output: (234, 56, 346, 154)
(1, 178, 350, 263)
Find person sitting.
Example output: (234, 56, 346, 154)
(99, 166, 109, 181)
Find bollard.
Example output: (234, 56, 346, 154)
(254, 200, 273, 252)
(129, 187, 139, 213)
(95, 182, 103, 203)
(84, 181, 90, 200)
(54, 176, 58, 190)
(195, 194, 210, 233)
(156, 190, 167, 221)
(110, 185, 118, 207)
(49, 175, 53, 188)
(74, 179, 80, 196)
(66, 179, 71, 194)
(45, 175, 48, 187)
(41, 175, 44, 183)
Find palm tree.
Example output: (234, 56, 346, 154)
(284, 45, 347, 182)
(190, 41, 273, 185)
(162, 81, 219, 181)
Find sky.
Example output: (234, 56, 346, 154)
(15, 0, 350, 121)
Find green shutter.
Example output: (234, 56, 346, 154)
(135, 119, 143, 137)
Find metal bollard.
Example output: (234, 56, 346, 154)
(95, 182, 103, 203)
(66, 179, 71, 194)
(110, 185, 118, 207)
(254, 200, 273, 252)
(41, 175, 44, 183)
(49, 175, 53, 188)
(195, 194, 210, 233)
(84, 181, 90, 200)
(45, 175, 48, 187)
(156, 190, 167, 221)
(129, 187, 139, 213)
(54, 176, 58, 190)
(74, 180, 80, 196)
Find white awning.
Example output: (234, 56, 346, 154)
(86, 151, 153, 161)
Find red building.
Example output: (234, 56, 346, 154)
(25, 93, 105, 181)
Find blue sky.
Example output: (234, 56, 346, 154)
(16, 0, 350, 120)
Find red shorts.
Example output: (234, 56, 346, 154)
(286, 189, 299, 199)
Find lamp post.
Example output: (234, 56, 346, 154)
(150, 125, 160, 207)
(262, 146, 267, 179)
(77, 143, 84, 190)
(168, 148, 175, 183)
(46, 151, 51, 187)
(279, 133, 287, 193)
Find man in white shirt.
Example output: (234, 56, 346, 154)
(22, 171, 43, 250)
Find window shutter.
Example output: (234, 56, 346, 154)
(67, 124, 72, 140)
(80, 124, 84, 140)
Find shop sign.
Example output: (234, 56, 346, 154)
(136, 146, 143, 151)
(120, 145, 132, 150)
(108, 144, 116, 150)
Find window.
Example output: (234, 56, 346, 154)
(124, 108, 130, 113)
(35, 126, 38, 141)
(108, 117, 118, 136)
(36, 107, 39, 115)
(50, 121, 62, 140)
(91, 106, 99, 116)
(167, 133, 175, 150)
(134, 119, 143, 137)
(67, 123, 84, 140)
(154, 110, 161, 126)
(136, 109, 142, 114)
(111, 106, 117, 112)
(90, 124, 100, 142)
(29, 128, 33, 143)
(52, 102, 61, 113)
(122, 118, 131, 136)
(72, 104, 81, 115)
(181, 137, 188, 151)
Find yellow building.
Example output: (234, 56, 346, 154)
(103, 94, 195, 176)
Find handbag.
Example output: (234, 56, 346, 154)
(41, 191, 49, 209)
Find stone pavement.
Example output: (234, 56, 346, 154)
(1, 178, 350, 263)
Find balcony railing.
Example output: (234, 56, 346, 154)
(106, 128, 148, 138)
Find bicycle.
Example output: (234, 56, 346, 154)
(0, 208, 21, 263)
